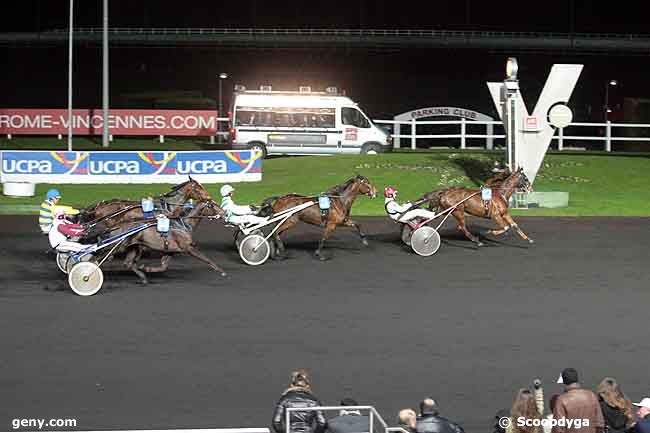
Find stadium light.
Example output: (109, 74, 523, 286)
(605, 79, 618, 122)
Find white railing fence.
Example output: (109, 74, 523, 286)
(284, 405, 408, 433)
(373, 119, 650, 152)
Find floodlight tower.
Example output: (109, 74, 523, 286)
(504, 57, 519, 171)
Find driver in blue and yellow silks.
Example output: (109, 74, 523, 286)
(39, 189, 79, 234)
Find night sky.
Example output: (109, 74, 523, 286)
(2, 1, 650, 122)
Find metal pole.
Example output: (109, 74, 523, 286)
(67, 0, 74, 152)
(606, 121, 612, 152)
(604, 82, 609, 123)
(218, 78, 223, 117)
(102, 0, 109, 147)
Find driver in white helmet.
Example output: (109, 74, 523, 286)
(384, 186, 437, 224)
(220, 184, 267, 226)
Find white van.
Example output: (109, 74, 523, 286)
(229, 87, 392, 157)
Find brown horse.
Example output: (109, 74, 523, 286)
(78, 177, 213, 231)
(419, 167, 534, 246)
(263, 175, 377, 259)
(115, 198, 226, 284)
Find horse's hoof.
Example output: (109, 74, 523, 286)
(476, 242, 484, 247)
(318, 255, 329, 261)
(528, 239, 535, 244)
(361, 238, 369, 247)
(220, 272, 227, 277)
(140, 279, 148, 285)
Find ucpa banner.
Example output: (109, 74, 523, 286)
(0, 150, 262, 183)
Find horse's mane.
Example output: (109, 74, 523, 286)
(326, 175, 365, 195)
(161, 179, 190, 197)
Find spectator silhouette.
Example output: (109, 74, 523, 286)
(398, 409, 417, 433)
(415, 398, 464, 433)
(326, 398, 369, 433)
(507, 389, 541, 433)
(597, 378, 634, 433)
(552, 368, 604, 433)
(272, 369, 327, 433)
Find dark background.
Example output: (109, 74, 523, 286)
(1, 1, 648, 121)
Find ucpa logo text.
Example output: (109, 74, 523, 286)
(90, 161, 140, 174)
(177, 160, 227, 174)
(2, 159, 53, 173)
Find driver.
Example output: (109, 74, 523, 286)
(220, 184, 267, 226)
(48, 209, 88, 253)
(384, 186, 438, 224)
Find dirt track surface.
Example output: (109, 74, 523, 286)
(1, 216, 649, 432)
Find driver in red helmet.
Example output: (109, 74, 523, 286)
(384, 186, 437, 223)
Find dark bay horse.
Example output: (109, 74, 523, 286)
(78, 177, 213, 231)
(116, 199, 226, 284)
(263, 175, 377, 259)
(419, 167, 534, 246)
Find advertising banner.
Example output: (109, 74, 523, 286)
(0, 150, 262, 183)
(0, 109, 221, 136)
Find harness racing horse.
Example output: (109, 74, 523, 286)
(78, 177, 212, 229)
(117, 199, 227, 284)
(419, 167, 534, 246)
(263, 175, 377, 260)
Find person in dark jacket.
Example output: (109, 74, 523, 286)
(596, 378, 634, 433)
(326, 398, 370, 433)
(272, 369, 327, 433)
(632, 398, 650, 433)
(415, 398, 465, 433)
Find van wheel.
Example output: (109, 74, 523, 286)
(247, 142, 268, 159)
(361, 143, 381, 155)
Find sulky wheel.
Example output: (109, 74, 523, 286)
(56, 252, 70, 274)
(401, 224, 413, 246)
(410, 226, 441, 257)
(65, 253, 93, 274)
(234, 230, 246, 249)
(238, 233, 270, 266)
(68, 261, 104, 296)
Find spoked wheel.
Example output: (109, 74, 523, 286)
(68, 261, 104, 296)
(238, 234, 270, 266)
(401, 224, 413, 246)
(56, 252, 70, 274)
(410, 226, 441, 257)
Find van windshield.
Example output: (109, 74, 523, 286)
(341, 107, 371, 128)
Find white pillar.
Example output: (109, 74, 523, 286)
(486, 123, 494, 150)
(605, 121, 612, 152)
(460, 118, 466, 149)
(159, 135, 164, 144)
(410, 118, 416, 150)
(558, 127, 564, 151)
(394, 117, 400, 148)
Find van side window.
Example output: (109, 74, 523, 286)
(341, 107, 370, 128)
